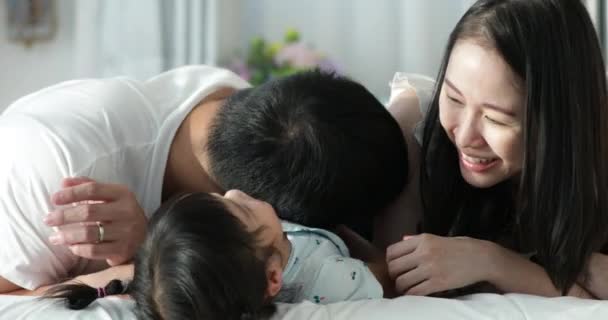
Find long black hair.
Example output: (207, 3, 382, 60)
(421, 0, 608, 293)
(45, 193, 283, 319)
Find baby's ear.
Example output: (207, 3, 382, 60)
(265, 254, 283, 298)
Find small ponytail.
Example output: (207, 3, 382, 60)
(240, 303, 277, 320)
(44, 279, 128, 310)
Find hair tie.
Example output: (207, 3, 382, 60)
(97, 287, 107, 298)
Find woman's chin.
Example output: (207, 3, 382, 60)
(460, 168, 503, 189)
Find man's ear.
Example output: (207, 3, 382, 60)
(265, 254, 284, 298)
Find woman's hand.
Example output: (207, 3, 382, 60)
(581, 253, 608, 299)
(386, 233, 494, 296)
(44, 177, 147, 266)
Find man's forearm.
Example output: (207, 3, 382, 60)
(7, 264, 134, 297)
(334, 225, 396, 297)
(335, 225, 383, 262)
(0, 276, 22, 295)
(366, 260, 396, 298)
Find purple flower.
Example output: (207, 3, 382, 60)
(229, 59, 251, 81)
(317, 57, 341, 74)
(275, 42, 323, 68)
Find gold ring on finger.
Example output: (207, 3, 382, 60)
(96, 221, 105, 243)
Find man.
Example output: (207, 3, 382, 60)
(0, 65, 407, 293)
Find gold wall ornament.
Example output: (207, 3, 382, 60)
(6, 0, 56, 48)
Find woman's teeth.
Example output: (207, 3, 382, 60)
(462, 153, 496, 164)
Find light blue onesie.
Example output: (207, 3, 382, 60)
(280, 221, 383, 304)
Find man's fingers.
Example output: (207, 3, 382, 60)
(49, 222, 117, 245)
(106, 256, 131, 267)
(45, 201, 124, 226)
(61, 176, 95, 188)
(52, 181, 125, 205)
(69, 242, 122, 260)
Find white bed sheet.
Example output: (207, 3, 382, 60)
(1, 293, 607, 320)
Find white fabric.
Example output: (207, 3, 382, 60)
(0, 295, 136, 320)
(388, 72, 436, 144)
(0, 65, 250, 290)
(388, 72, 435, 113)
(1, 293, 607, 320)
(281, 222, 382, 304)
(272, 294, 608, 320)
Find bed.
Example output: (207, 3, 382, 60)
(1, 293, 607, 319)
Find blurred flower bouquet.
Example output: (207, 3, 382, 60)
(229, 28, 340, 85)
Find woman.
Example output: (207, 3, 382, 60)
(380, 0, 608, 299)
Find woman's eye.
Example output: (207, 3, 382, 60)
(485, 115, 506, 126)
(447, 96, 462, 104)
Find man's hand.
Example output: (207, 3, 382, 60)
(44, 177, 147, 266)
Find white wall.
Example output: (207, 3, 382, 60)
(0, 0, 475, 112)
(239, 0, 473, 100)
(0, 0, 76, 111)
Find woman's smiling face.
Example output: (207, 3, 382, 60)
(439, 40, 525, 188)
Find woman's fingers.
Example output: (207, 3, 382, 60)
(387, 251, 419, 279)
(395, 266, 428, 294)
(405, 280, 437, 296)
(386, 236, 419, 261)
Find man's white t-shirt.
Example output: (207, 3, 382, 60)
(0, 65, 250, 290)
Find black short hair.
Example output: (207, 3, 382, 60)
(207, 70, 408, 236)
(45, 193, 281, 320)
(132, 193, 278, 319)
